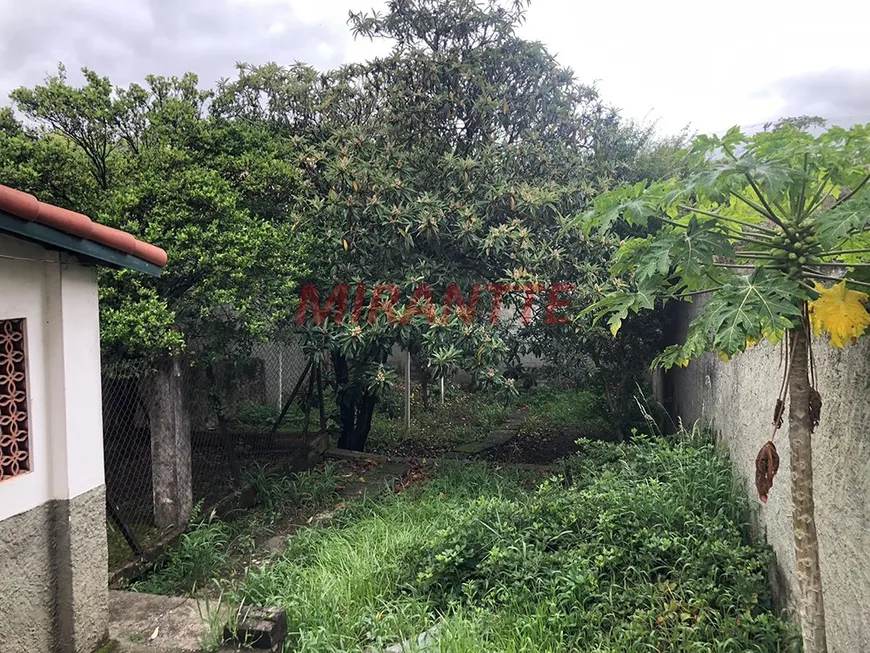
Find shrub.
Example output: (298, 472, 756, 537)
(410, 433, 799, 651)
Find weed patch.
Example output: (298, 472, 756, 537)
(231, 433, 797, 652)
(128, 463, 344, 595)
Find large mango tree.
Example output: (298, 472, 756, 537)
(582, 122, 870, 653)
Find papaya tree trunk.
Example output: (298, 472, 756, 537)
(788, 323, 827, 652)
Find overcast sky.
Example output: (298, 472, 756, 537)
(1, 0, 868, 136)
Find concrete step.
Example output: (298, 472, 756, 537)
(108, 590, 228, 653)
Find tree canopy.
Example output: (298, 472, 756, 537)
(1, 0, 675, 450)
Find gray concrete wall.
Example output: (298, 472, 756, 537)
(669, 302, 870, 653)
(0, 485, 109, 653)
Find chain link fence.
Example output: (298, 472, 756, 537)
(102, 338, 328, 569)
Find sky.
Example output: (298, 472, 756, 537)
(0, 0, 868, 136)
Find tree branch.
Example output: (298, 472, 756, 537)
(818, 248, 870, 257)
(830, 170, 870, 211)
(668, 287, 723, 299)
(807, 261, 870, 269)
(712, 262, 777, 270)
(731, 188, 788, 230)
(804, 175, 833, 217)
(803, 271, 870, 288)
(657, 216, 775, 248)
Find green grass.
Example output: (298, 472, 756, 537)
(368, 386, 512, 455)
(127, 463, 344, 595)
(230, 431, 798, 652)
(521, 386, 618, 439)
(235, 463, 535, 651)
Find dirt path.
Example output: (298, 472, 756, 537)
(256, 458, 413, 559)
(449, 407, 527, 455)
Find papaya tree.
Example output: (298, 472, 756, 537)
(582, 122, 870, 653)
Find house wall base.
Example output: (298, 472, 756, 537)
(0, 485, 108, 653)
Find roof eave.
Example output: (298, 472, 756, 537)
(0, 209, 163, 277)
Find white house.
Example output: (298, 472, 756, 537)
(0, 184, 167, 653)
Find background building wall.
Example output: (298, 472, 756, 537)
(669, 300, 870, 653)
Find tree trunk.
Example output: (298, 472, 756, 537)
(334, 353, 354, 450)
(788, 324, 827, 653)
(316, 364, 327, 432)
(302, 366, 315, 437)
(418, 358, 430, 411)
(145, 355, 192, 528)
(333, 352, 377, 452)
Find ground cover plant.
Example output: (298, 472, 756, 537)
(231, 430, 798, 652)
(583, 121, 870, 651)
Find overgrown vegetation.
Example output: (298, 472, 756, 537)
(584, 122, 870, 651)
(231, 431, 797, 652)
(522, 386, 617, 438)
(368, 386, 512, 457)
(128, 463, 343, 595)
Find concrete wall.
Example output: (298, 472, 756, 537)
(669, 300, 870, 653)
(0, 234, 109, 653)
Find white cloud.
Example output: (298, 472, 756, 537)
(512, 0, 870, 135)
(1, 0, 867, 136)
(316, 41, 336, 60)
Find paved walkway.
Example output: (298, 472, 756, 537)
(451, 407, 526, 455)
(107, 590, 232, 652)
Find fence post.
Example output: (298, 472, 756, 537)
(145, 355, 192, 528)
(405, 351, 411, 432)
(277, 346, 284, 411)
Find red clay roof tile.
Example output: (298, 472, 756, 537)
(0, 184, 167, 268)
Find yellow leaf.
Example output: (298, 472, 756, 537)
(718, 351, 730, 362)
(342, 239, 349, 250)
(808, 281, 870, 348)
(352, 180, 359, 192)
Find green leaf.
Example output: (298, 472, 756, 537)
(815, 191, 870, 250)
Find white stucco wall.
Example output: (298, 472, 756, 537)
(0, 234, 105, 520)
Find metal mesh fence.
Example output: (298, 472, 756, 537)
(102, 337, 325, 569)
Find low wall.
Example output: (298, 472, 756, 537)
(668, 302, 870, 653)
